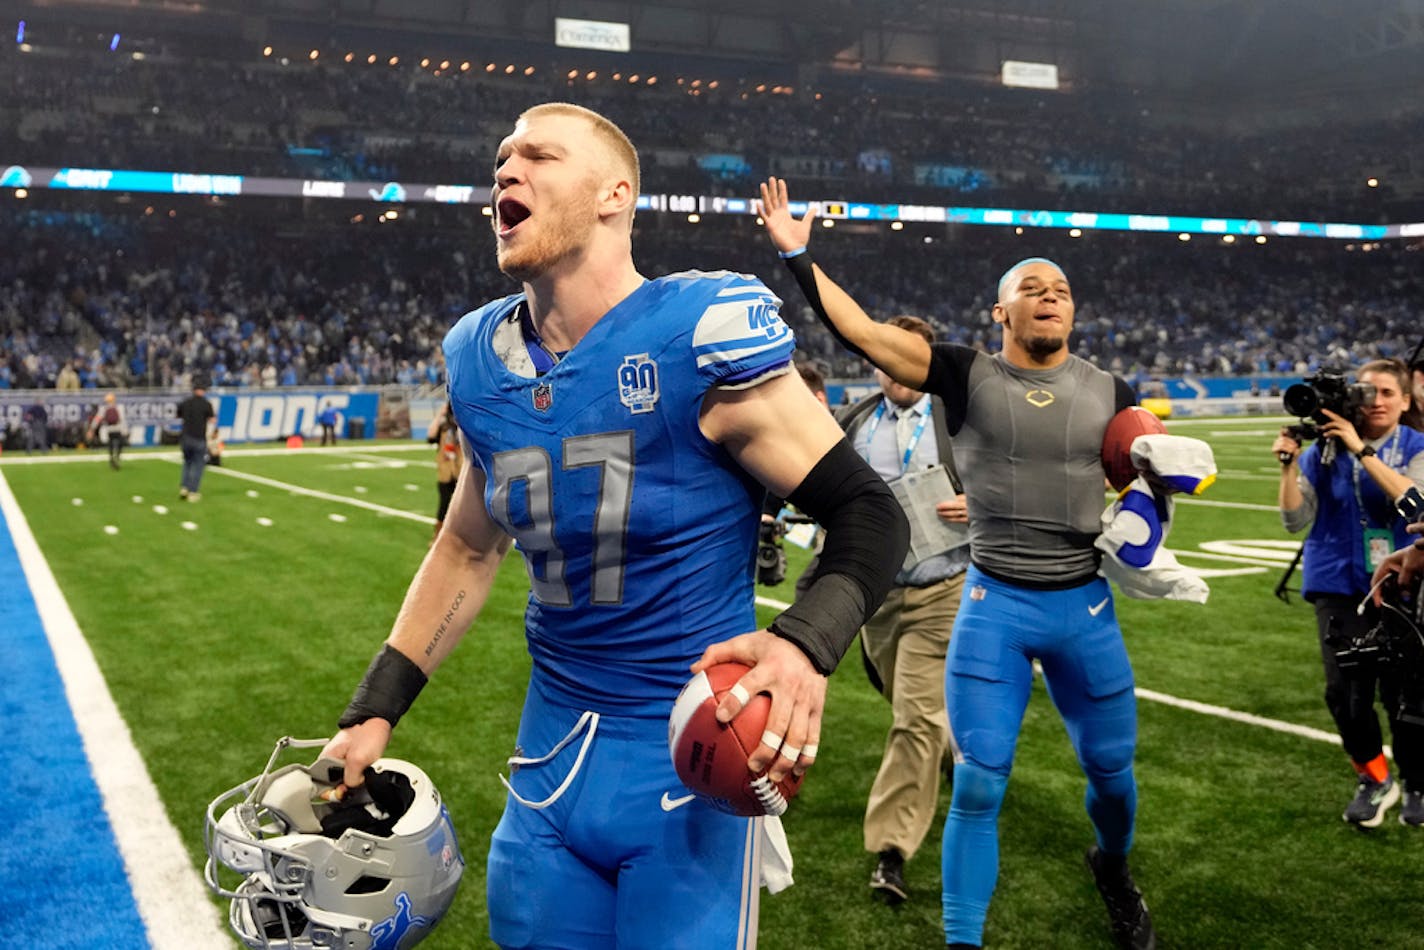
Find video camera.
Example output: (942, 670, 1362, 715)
(1278, 369, 1377, 465)
(1327, 573, 1424, 725)
(755, 512, 817, 588)
(756, 519, 788, 588)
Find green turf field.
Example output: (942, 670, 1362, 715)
(3, 418, 1416, 949)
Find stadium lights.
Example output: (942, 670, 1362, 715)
(19, 42, 31, 52)
(1367, 177, 1379, 188)
(263, 46, 272, 56)
(687, 213, 700, 223)
(821, 219, 834, 228)
(1255, 236, 1267, 244)
(15, 188, 27, 199)
(505, 64, 515, 74)
(629, 74, 639, 83)
(368, 54, 377, 64)
(440, 60, 450, 70)
(1178, 233, 1190, 241)
(923, 236, 934, 244)
(488, 63, 497, 72)
(132, 51, 145, 61)
(1223, 234, 1236, 244)
(585, 70, 597, 80)
(566, 68, 577, 79)
(309, 49, 319, 60)
(613, 72, 623, 81)
(420, 58, 430, 68)
(389, 56, 399, 66)
(344, 52, 354, 62)
(1014, 227, 1024, 234)
(461, 61, 470, 71)
(646, 76, 657, 85)
(524, 66, 536, 75)
(1069, 228, 1082, 237)
(891, 221, 904, 231)
(481, 206, 493, 217)
(756, 216, 765, 225)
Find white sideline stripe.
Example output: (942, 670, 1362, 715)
(1176, 497, 1280, 512)
(753, 593, 1383, 756)
(0, 472, 229, 949)
(0, 442, 434, 466)
(189, 463, 436, 525)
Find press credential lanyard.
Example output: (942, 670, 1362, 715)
(864, 399, 931, 475)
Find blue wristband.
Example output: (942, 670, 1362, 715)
(777, 246, 807, 260)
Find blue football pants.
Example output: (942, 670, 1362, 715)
(941, 566, 1139, 947)
(487, 681, 761, 949)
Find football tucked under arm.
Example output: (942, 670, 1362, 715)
(1101, 406, 1168, 491)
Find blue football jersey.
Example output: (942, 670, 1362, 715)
(444, 271, 795, 715)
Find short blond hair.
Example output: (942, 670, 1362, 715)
(519, 102, 640, 198)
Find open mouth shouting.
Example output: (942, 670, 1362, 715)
(496, 196, 531, 238)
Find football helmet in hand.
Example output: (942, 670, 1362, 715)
(203, 737, 463, 950)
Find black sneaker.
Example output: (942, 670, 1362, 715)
(1343, 776, 1399, 828)
(1086, 847, 1156, 950)
(1400, 788, 1424, 827)
(869, 848, 907, 904)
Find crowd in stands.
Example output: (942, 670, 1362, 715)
(3, 203, 1421, 395)
(3, 39, 1422, 224)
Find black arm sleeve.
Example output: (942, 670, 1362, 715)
(783, 251, 869, 361)
(767, 439, 910, 675)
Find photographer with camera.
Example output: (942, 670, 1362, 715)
(1275, 358, 1424, 827)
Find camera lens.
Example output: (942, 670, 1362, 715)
(1282, 383, 1318, 417)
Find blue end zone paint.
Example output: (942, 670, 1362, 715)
(0, 508, 150, 948)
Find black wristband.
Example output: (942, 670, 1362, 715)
(782, 251, 869, 361)
(338, 644, 428, 730)
(770, 439, 909, 675)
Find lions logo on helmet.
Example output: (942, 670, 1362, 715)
(204, 737, 464, 950)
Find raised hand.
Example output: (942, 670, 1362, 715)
(757, 177, 817, 255)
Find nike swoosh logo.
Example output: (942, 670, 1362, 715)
(660, 792, 696, 812)
(1088, 597, 1111, 617)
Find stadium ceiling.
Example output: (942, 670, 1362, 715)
(22, 0, 1424, 93)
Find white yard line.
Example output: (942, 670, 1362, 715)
(195, 463, 436, 525)
(754, 593, 1380, 756)
(0, 472, 229, 949)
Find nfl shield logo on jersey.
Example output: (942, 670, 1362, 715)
(617, 354, 659, 414)
(532, 382, 553, 411)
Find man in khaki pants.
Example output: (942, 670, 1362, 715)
(838, 315, 969, 904)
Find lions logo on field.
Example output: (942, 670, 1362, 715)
(618, 354, 659, 414)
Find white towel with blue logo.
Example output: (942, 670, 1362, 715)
(1096, 434, 1217, 603)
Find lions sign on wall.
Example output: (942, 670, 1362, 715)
(214, 391, 384, 443)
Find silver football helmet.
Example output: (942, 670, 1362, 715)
(204, 737, 464, 950)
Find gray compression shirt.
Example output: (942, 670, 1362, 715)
(922, 344, 1135, 588)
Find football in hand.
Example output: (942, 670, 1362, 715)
(1101, 406, 1168, 491)
(667, 662, 803, 817)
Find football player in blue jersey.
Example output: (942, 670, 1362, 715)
(322, 105, 908, 949)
